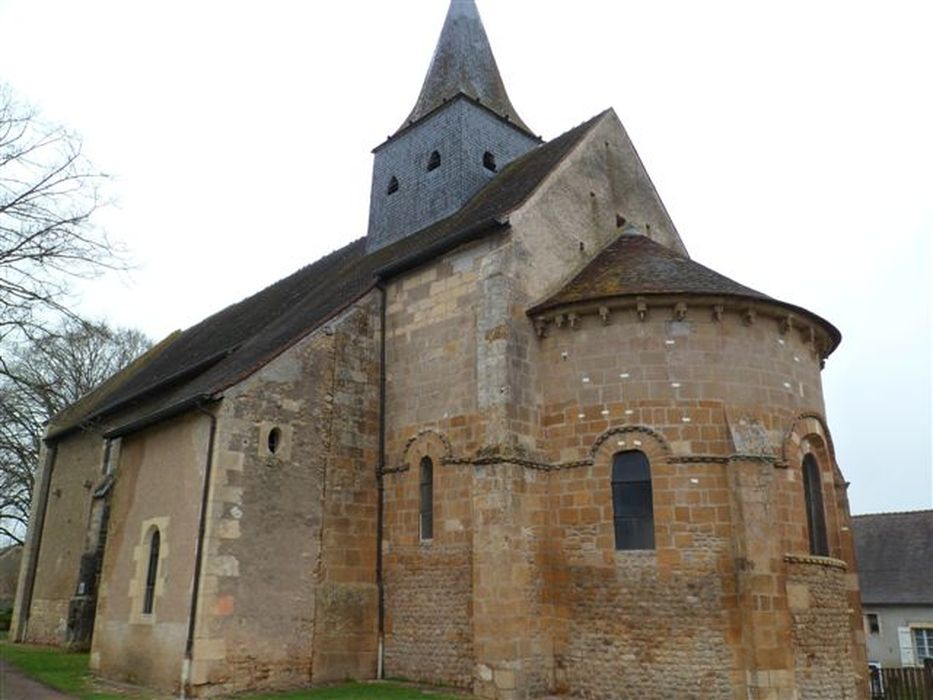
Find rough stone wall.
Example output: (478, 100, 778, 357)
(21, 431, 104, 644)
(368, 98, 537, 252)
(187, 296, 381, 696)
(547, 441, 735, 700)
(90, 411, 209, 692)
(382, 437, 474, 687)
(787, 559, 861, 699)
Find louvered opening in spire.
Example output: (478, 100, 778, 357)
(399, 0, 533, 136)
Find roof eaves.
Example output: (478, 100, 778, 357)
(375, 217, 509, 281)
(374, 93, 541, 153)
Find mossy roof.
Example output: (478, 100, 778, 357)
(49, 113, 603, 440)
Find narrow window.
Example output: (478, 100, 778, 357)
(387, 176, 399, 195)
(419, 457, 434, 541)
(915, 628, 933, 662)
(483, 151, 497, 172)
(267, 427, 281, 454)
(427, 150, 441, 171)
(611, 450, 654, 550)
(143, 529, 160, 614)
(803, 454, 829, 556)
(866, 613, 880, 635)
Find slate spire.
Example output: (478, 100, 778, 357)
(400, 0, 533, 136)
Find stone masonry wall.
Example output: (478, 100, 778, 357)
(787, 559, 861, 699)
(91, 411, 209, 692)
(21, 431, 103, 644)
(188, 295, 380, 696)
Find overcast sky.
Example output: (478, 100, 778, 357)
(1, 0, 930, 515)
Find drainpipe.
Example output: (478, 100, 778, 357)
(181, 404, 218, 698)
(14, 443, 58, 642)
(375, 282, 387, 680)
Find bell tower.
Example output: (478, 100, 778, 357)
(366, 0, 539, 252)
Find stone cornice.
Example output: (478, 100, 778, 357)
(530, 294, 839, 360)
(784, 553, 848, 570)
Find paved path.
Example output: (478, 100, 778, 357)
(0, 658, 77, 699)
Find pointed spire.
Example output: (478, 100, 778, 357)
(399, 0, 533, 135)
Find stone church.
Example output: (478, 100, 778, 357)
(12, 1, 868, 698)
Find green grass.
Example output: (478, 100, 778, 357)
(0, 639, 467, 699)
(0, 639, 124, 699)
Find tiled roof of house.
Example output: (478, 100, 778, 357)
(49, 113, 603, 440)
(853, 510, 933, 605)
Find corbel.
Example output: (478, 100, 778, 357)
(534, 317, 548, 338)
(743, 307, 756, 326)
(555, 314, 566, 330)
(674, 302, 688, 321)
(636, 297, 648, 322)
(712, 304, 725, 323)
(780, 314, 795, 335)
(598, 306, 611, 326)
(567, 312, 580, 330)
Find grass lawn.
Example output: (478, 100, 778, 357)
(1, 638, 468, 699)
(0, 639, 123, 699)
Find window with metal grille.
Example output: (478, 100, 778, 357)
(867, 613, 880, 635)
(387, 176, 399, 195)
(142, 529, 160, 614)
(803, 454, 828, 556)
(420, 457, 434, 541)
(611, 450, 654, 550)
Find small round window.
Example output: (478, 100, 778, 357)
(267, 427, 282, 455)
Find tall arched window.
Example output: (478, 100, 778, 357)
(611, 450, 655, 550)
(420, 457, 434, 541)
(427, 150, 441, 172)
(142, 529, 160, 614)
(803, 454, 829, 556)
(387, 176, 399, 195)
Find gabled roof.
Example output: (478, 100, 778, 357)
(853, 510, 933, 605)
(399, 0, 533, 137)
(527, 233, 841, 352)
(49, 114, 603, 440)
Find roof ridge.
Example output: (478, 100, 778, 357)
(853, 509, 933, 518)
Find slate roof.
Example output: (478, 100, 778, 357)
(527, 234, 841, 351)
(49, 113, 604, 440)
(853, 510, 933, 606)
(399, 0, 533, 137)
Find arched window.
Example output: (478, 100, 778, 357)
(427, 150, 441, 171)
(387, 176, 399, 195)
(483, 151, 497, 172)
(143, 529, 160, 614)
(611, 450, 654, 550)
(419, 457, 434, 541)
(803, 454, 828, 556)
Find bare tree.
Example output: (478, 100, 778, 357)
(0, 83, 121, 343)
(0, 319, 150, 545)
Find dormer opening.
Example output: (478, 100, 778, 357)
(387, 176, 399, 195)
(427, 151, 441, 171)
(483, 151, 497, 172)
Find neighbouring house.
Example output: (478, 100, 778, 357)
(11, 1, 869, 698)
(854, 510, 933, 668)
